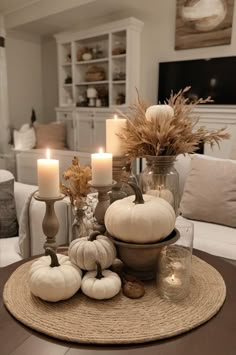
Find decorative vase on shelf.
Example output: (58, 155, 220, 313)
(139, 155, 179, 214)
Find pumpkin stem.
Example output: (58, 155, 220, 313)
(88, 231, 101, 241)
(128, 182, 144, 204)
(45, 248, 60, 267)
(95, 261, 104, 279)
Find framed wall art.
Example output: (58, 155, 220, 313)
(175, 0, 235, 50)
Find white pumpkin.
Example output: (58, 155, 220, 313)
(105, 182, 176, 243)
(68, 231, 116, 271)
(29, 248, 82, 302)
(145, 104, 174, 122)
(81, 262, 121, 300)
(146, 185, 174, 206)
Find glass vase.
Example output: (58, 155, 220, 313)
(71, 206, 89, 240)
(139, 155, 179, 214)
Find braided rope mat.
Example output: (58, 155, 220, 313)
(3, 256, 226, 345)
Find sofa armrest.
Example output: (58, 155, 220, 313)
(14, 182, 38, 222)
(15, 181, 71, 258)
(29, 197, 71, 256)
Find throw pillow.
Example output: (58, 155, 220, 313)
(179, 154, 236, 228)
(34, 122, 67, 150)
(0, 179, 18, 238)
(13, 123, 36, 150)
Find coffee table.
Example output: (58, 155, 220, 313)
(0, 250, 235, 355)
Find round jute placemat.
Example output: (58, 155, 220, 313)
(3, 256, 226, 345)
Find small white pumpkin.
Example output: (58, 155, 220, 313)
(105, 182, 176, 243)
(81, 262, 121, 300)
(145, 104, 174, 122)
(29, 248, 82, 302)
(68, 231, 116, 271)
(146, 185, 174, 206)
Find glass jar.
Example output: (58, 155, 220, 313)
(156, 219, 194, 301)
(139, 155, 179, 214)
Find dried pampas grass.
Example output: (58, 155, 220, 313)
(118, 87, 230, 157)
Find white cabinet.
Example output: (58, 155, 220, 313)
(55, 17, 143, 109)
(55, 18, 143, 153)
(77, 113, 94, 152)
(56, 108, 114, 153)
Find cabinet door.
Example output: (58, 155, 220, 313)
(76, 113, 94, 152)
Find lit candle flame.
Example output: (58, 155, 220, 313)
(171, 274, 175, 282)
(98, 147, 104, 154)
(114, 114, 118, 120)
(46, 148, 50, 159)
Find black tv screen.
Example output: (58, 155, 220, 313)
(158, 57, 236, 105)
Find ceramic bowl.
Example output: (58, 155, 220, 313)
(108, 228, 180, 280)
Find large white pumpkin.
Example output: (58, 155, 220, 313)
(105, 182, 176, 243)
(29, 248, 82, 302)
(68, 231, 116, 271)
(145, 104, 174, 122)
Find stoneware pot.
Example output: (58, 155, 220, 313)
(108, 228, 180, 280)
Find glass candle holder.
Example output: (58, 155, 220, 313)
(157, 219, 194, 301)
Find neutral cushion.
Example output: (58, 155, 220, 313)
(175, 154, 192, 199)
(0, 179, 18, 238)
(13, 123, 36, 150)
(180, 154, 236, 227)
(34, 122, 67, 150)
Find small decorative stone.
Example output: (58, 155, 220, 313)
(123, 278, 145, 299)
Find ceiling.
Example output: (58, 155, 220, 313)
(1, 0, 154, 37)
(0, 0, 39, 14)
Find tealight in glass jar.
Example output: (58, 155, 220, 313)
(156, 219, 194, 301)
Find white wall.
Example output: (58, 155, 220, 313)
(6, 31, 43, 129)
(41, 38, 58, 122)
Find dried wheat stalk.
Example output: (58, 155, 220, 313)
(117, 87, 230, 157)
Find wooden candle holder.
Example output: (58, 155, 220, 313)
(88, 180, 116, 226)
(34, 192, 65, 252)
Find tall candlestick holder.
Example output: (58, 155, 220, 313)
(88, 180, 116, 227)
(34, 192, 65, 252)
(110, 155, 136, 202)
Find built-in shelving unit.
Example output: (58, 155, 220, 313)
(54, 18, 143, 153)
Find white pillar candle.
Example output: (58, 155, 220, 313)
(106, 114, 126, 156)
(37, 149, 60, 198)
(91, 148, 112, 185)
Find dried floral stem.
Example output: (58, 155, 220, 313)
(60, 156, 92, 208)
(118, 87, 230, 157)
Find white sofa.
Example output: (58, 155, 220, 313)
(15, 148, 91, 185)
(1, 153, 236, 267)
(0, 170, 70, 267)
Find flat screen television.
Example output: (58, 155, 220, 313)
(158, 56, 236, 105)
